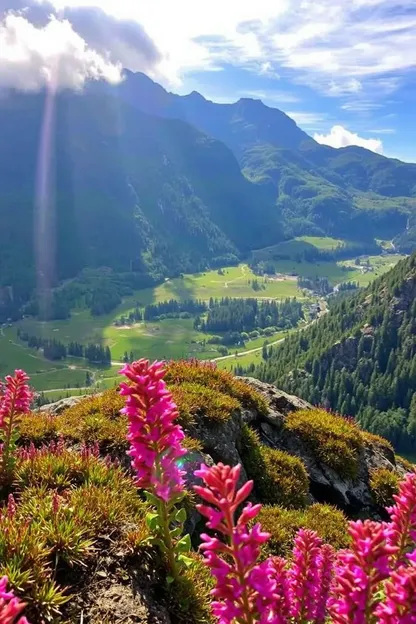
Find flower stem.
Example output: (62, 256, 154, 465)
(158, 497, 179, 581)
(2, 400, 15, 483)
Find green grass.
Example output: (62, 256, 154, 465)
(296, 236, 347, 250)
(338, 254, 407, 287)
(272, 259, 352, 284)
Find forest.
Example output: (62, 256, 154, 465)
(243, 253, 416, 452)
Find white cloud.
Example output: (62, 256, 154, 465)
(0, 13, 122, 90)
(118, 0, 416, 95)
(4, 0, 416, 101)
(314, 125, 383, 154)
(241, 89, 300, 104)
(287, 111, 327, 128)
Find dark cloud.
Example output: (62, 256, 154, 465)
(0, 0, 161, 73)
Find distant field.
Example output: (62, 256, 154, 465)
(338, 254, 407, 287)
(296, 236, 347, 250)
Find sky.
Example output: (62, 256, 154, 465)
(2, 0, 416, 161)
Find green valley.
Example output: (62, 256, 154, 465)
(0, 242, 407, 399)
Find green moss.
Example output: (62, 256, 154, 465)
(240, 425, 308, 508)
(396, 454, 416, 473)
(165, 360, 268, 415)
(285, 409, 363, 479)
(171, 382, 240, 427)
(370, 468, 400, 508)
(361, 431, 394, 454)
(258, 503, 349, 557)
(167, 553, 215, 624)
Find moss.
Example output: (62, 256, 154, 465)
(370, 468, 400, 508)
(258, 503, 349, 557)
(167, 553, 214, 624)
(396, 454, 416, 473)
(171, 382, 240, 428)
(20, 390, 127, 450)
(240, 425, 308, 508)
(285, 408, 363, 480)
(361, 431, 394, 454)
(20, 361, 261, 449)
(3, 451, 149, 622)
(165, 360, 268, 415)
(182, 436, 204, 453)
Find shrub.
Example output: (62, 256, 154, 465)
(165, 360, 268, 415)
(370, 467, 400, 508)
(257, 503, 349, 557)
(171, 382, 240, 428)
(285, 409, 363, 479)
(240, 425, 308, 508)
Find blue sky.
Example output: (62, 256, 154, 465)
(3, 0, 416, 161)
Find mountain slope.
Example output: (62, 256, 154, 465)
(110, 72, 416, 243)
(0, 89, 281, 315)
(251, 253, 416, 451)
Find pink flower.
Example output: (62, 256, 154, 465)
(0, 371, 32, 427)
(328, 520, 396, 624)
(387, 472, 416, 565)
(0, 576, 30, 624)
(267, 557, 290, 624)
(194, 463, 275, 624)
(119, 360, 186, 502)
(288, 529, 322, 622)
(315, 544, 336, 624)
(376, 563, 416, 623)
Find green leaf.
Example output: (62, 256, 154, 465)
(174, 534, 191, 553)
(166, 575, 175, 585)
(175, 508, 187, 524)
(145, 512, 161, 531)
(144, 491, 161, 507)
(170, 526, 182, 539)
(178, 554, 194, 568)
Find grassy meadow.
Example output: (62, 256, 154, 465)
(0, 241, 408, 395)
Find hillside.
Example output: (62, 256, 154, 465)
(0, 89, 281, 321)
(110, 72, 416, 242)
(251, 252, 416, 452)
(0, 361, 412, 623)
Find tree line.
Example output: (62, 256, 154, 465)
(194, 297, 303, 334)
(18, 330, 112, 365)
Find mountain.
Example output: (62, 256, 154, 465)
(0, 88, 281, 317)
(108, 72, 416, 242)
(249, 252, 416, 452)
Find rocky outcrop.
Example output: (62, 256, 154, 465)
(41, 379, 407, 519)
(39, 395, 88, 415)
(184, 378, 405, 518)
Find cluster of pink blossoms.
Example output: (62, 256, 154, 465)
(0, 370, 32, 427)
(196, 463, 416, 624)
(195, 462, 338, 624)
(0, 576, 29, 624)
(119, 359, 187, 502)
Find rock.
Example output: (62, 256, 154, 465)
(211, 378, 405, 518)
(187, 409, 248, 482)
(39, 395, 89, 415)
